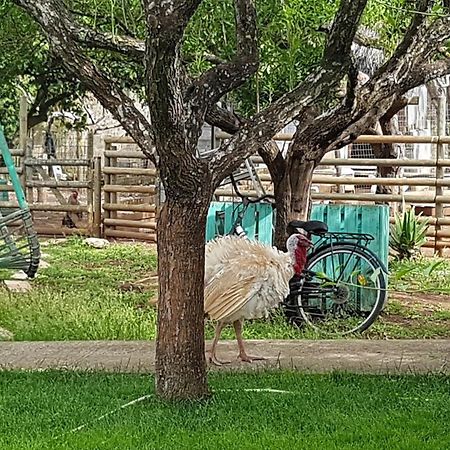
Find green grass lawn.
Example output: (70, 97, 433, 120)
(1, 370, 449, 449)
(0, 237, 449, 341)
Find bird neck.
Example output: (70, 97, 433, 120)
(292, 245, 308, 276)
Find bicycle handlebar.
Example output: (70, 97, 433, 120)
(230, 174, 275, 205)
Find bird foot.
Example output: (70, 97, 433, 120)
(208, 354, 231, 366)
(238, 353, 267, 363)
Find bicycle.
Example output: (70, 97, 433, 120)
(225, 178, 388, 335)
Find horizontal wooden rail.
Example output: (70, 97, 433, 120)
(104, 150, 147, 159)
(0, 167, 22, 174)
(103, 203, 156, 213)
(262, 175, 450, 187)
(253, 156, 450, 168)
(214, 188, 272, 198)
(311, 192, 450, 203)
(25, 158, 91, 166)
(257, 173, 450, 186)
(0, 185, 15, 191)
(26, 180, 91, 188)
(104, 229, 156, 241)
(0, 202, 88, 212)
(423, 240, 450, 249)
(34, 226, 89, 236)
(103, 167, 157, 176)
(216, 188, 450, 204)
(104, 218, 157, 229)
(31, 204, 88, 212)
(389, 217, 450, 226)
(319, 158, 450, 167)
(104, 136, 136, 144)
(216, 131, 450, 144)
(11, 149, 24, 157)
(103, 184, 156, 194)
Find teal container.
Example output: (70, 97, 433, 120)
(310, 204, 389, 270)
(206, 202, 389, 269)
(206, 201, 273, 244)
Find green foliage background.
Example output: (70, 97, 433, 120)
(0, 0, 438, 141)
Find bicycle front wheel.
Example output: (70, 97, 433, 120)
(297, 244, 387, 335)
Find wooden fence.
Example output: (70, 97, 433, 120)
(102, 137, 157, 241)
(4, 112, 450, 252)
(1, 97, 94, 236)
(216, 131, 450, 252)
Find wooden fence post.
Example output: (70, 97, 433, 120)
(435, 95, 446, 256)
(104, 142, 111, 229)
(19, 96, 28, 195)
(87, 131, 94, 234)
(110, 146, 118, 227)
(93, 156, 102, 237)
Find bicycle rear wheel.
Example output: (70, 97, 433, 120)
(292, 244, 387, 335)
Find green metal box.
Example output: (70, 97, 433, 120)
(206, 202, 389, 269)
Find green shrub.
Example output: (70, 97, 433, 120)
(389, 208, 429, 260)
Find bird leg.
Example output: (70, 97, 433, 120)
(233, 320, 266, 363)
(208, 321, 231, 366)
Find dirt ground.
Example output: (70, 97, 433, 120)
(0, 339, 449, 374)
(391, 291, 450, 310)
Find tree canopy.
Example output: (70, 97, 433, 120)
(0, 0, 419, 138)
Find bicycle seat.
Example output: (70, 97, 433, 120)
(287, 219, 328, 235)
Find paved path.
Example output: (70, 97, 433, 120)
(0, 340, 449, 374)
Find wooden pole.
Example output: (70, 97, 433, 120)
(93, 156, 102, 237)
(435, 94, 446, 256)
(76, 130, 81, 181)
(86, 131, 94, 235)
(19, 96, 30, 198)
(103, 142, 111, 233)
(104, 229, 156, 241)
(110, 146, 118, 227)
(216, 131, 450, 144)
(258, 173, 450, 186)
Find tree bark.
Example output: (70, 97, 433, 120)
(273, 174, 289, 251)
(289, 157, 316, 222)
(272, 152, 316, 250)
(156, 195, 210, 400)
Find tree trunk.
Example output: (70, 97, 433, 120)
(273, 153, 316, 250)
(288, 155, 316, 221)
(273, 175, 290, 250)
(155, 195, 210, 401)
(375, 117, 400, 195)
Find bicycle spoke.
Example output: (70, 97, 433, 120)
(292, 244, 386, 335)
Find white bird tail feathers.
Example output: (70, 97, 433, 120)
(204, 235, 294, 322)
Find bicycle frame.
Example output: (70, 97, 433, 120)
(308, 231, 388, 275)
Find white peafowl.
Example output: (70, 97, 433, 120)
(204, 232, 311, 365)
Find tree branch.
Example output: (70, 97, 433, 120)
(28, 92, 73, 129)
(205, 104, 286, 181)
(75, 27, 145, 59)
(362, 2, 450, 100)
(208, 0, 369, 182)
(25, 0, 145, 58)
(142, 0, 202, 35)
(380, 0, 433, 68)
(13, 0, 155, 163)
(205, 104, 245, 134)
(322, 0, 370, 64)
(186, 0, 258, 108)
